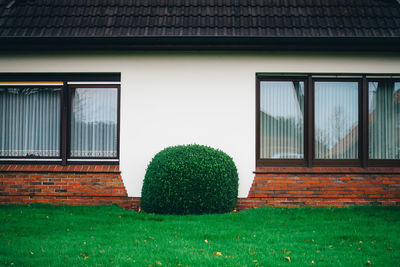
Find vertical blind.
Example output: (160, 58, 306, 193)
(314, 82, 359, 159)
(0, 87, 61, 157)
(260, 81, 304, 159)
(369, 82, 400, 159)
(70, 88, 118, 158)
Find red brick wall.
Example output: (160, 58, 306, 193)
(236, 167, 400, 210)
(2, 165, 399, 211)
(0, 164, 133, 208)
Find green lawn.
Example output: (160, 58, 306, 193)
(0, 205, 399, 266)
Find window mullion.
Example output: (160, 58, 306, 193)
(61, 81, 68, 166)
(307, 75, 313, 167)
(361, 75, 368, 168)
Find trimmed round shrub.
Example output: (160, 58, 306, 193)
(141, 144, 238, 214)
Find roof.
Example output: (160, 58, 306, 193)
(0, 0, 399, 50)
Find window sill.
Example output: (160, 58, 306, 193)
(0, 164, 120, 173)
(254, 166, 400, 174)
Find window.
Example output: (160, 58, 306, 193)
(256, 75, 399, 167)
(314, 81, 359, 160)
(0, 87, 61, 157)
(0, 74, 120, 164)
(70, 87, 118, 158)
(368, 81, 400, 160)
(258, 79, 305, 161)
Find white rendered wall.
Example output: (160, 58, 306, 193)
(0, 51, 399, 197)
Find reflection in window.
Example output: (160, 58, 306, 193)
(369, 82, 400, 159)
(0, 87, 61, 157)
(260, 81, 304, 159)
(70, 88, 117, 157)
(314, 82, 359, 159)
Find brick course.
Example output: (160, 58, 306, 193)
(1, 165, 399, 211)
(0, 165, 133, 208)
(236, 167, 400, 210)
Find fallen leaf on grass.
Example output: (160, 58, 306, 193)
(249, 249, 256, 255)
(213, 251, 222, 256)
(156, 261, 162, 265)
(387, 247, 393, 250)
(282, 249, 286, 254)
(284, 256, 291, 262)
(29, 250, 34, 255)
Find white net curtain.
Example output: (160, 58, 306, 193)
(369, 81, 400, 159)
(0, 86, 118, 158)
(70, 88, 118, 158)
(260, 81, 304, 159)
(0, 87, 61, 157)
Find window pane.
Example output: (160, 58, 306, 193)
(314, 82, 359, 159)
(0, 87, 61, 157)
(369, 81, 400, 159)
(260, 81, 304, 159)
(70, 88, 118, 158)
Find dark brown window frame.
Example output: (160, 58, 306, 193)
(311, 78, 362, 167)
(256, 74, 400, 168)
(366, 78, 400, 167)
(0, 73, 121, 165)
(67, 85, 121, 162)
(256, 76, 308, 167)
(0, 85, 63, 160)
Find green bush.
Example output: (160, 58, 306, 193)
(141, 144, 239, 214)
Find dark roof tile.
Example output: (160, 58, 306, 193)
(0, 0, 399, 38)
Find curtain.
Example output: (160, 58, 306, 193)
(0, 87, 61, 157)
(369, 82, 400, 159)
(314, 82, 358, 159)
(260, 81, 304, 159)
(70, 88, 117, 158)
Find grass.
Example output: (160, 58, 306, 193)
(0, 205, 399, 266)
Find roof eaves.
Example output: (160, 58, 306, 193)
(0, 36, 399, 52)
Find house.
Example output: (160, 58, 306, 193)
(0, 0, 399, 210)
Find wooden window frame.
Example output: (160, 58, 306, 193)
(0, 73, 121, 165)
(67, 85, 121, 162)
(366, 78, 400, 167)
(0, 85, 63, 160)
(256, 74, 400, 168)
(311, 78, 362, 167)
(256, 76, 309, 167)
